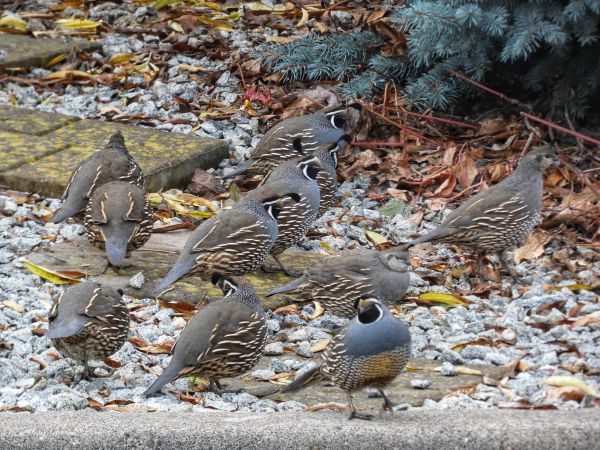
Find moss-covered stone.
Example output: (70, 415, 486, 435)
(0, 131, 69, 173)
(0, 35, 101, 70)
(0, 106, 80, 135)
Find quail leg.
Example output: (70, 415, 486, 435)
(378, 389, 394, 415)
(81, 359, 94, 382)
(261, 256, 303, 277)
(499, 249, 522, 283)
(347, 394, 373, 421)
(103, 261, 122, 274)
(209, 379, 244, 395)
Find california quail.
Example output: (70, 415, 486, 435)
(223, 103, 361, 179)
(282, 297, 411, 420)
(145, 273, 267, 395)
(407, 145, 559, 282)
(49, 131, 145, 223)
(45, 282, 130, 381)
(284, 135, 351, 219)
(266, 246, 411, 318)
(242, 155, 322, 277)
(154, 192, 300, 293)
(84, 181, 153, 272)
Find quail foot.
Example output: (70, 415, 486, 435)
(282, 297, 411, 420)
(45, 282, 130, 382)
(145, 274, 267, 396)
(266, 245, 411, 318)
(49, 131, 145, 224)
(407, 144, 559, 282)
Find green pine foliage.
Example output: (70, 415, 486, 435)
(255, 0, 600, 117)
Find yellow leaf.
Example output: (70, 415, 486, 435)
(405, 365, 423, 371)
(243, 99, 260, 117)
(432, 366, 483, 376)
(179, 64, 210, 73)
(265, 36, 297, 44)
(198, 2, 223, 11)
(297, 8, 309, 27)
(0, 16, 29, 30)
(545, 376, 597, 396)
(169, 20, 184, 33)
(23, 261, 82, 285)
(244, 2, 286, 11)
(200, 112, 220, 117)
(419, 293, 465, 305)
(310, 302, 324, 321)
(107, 53, 134, 65)
(548, 284, 595, 292)
(197, 15, 234, 31)
(55, 18, 101, 30)
(44, 53, 67, 69)
(319, 242, 330, 249)
(220, 11, 240, 20)
(3, 300, 25, 313)
(44, 70, 95, 80)
(185, 211, 215, 220)
(309, 338, 330, 353)
(364, 231, 387, 245)
(146, 193, 163, 205)
(165, 199, 187, 215)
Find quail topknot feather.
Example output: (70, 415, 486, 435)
(407, 144, 559, 281)
(145, 273, 267, 395)
(49, 131, 145, 224)
(282, 297, 411, 420)
(84, 181, 153, 272)
(266, 245, 411, 318)
(223, 103, 361, 179)
(242, 155, 322, 277)
(154, 192, 300, 293)
(45, 282, 130, 381)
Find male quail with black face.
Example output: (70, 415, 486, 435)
(45, 282, 130, 381)
(223, 103, 361, 179)
(145, 273, 267, 395)
(84, 181, 153, 273)
(154, 192, 300, 293)
(49, 131, 145, 224)
(266, 246, 411, 318)
(242, 155, 322, 277)
(407, 145, 559, 282)
(283, 297, 411, 420)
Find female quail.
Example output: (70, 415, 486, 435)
(154, 192, 300, 293)
(49, 131, 145, 223)
(266, 246, 411, 318)
(45, 282, 130, 381)
(407, 145, 559, 281)
(242, 155, 322, 277)
(223, 103, 361, 179)
(282, 297, 411, 420)
(84, 181, 153, 272)
(145, 273, 267, 395)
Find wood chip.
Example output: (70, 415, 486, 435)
(2, 300, 24, 313)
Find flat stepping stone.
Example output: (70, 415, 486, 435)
(24, 232, 321, 310)
(0, 34, 101, 70)
(0, 110, 229, 196)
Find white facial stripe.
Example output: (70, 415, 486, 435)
(223, 280, 238, 297)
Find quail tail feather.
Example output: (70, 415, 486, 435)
(222, 159, 254, 179)
(154, 258, 196, 293)
(44, 317, 87, 339)
(106, 236, 128, 266)
(144, 361, 186, 395)
(265, 275, 308, 297)
(48, 202, 86, 224)
(282, 364, 327, 393)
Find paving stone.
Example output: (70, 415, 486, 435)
(0, 131, 69, 173)
(0, 105, 80, 136)
(0, 120, 229, 196)
(0, 35, 101, 70)
(22, 232, 322, 310)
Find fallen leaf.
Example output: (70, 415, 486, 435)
(297, 8, 309, 27)
(0, 16, 28, 30)
(514, 243, 545, 265)
(102, 358, 122, 368)
(179, 64, 210, 73)
(545, 376, 597, 395)
(546, 386, 588, 402)
(419, 293, 464, 306)
(548, 284, 594, 292)
(301, 403, 351, 412)
(43, 70, 95, 80)
(2, 300, 24, 313)
(568, 316, 600, 328)
(197, 15, 234, 31)
(188, 169, 226, 199)
(379, 202, 405, 218)
(87, 398, 157, 412)
(310, 302, 324, 320)
(451, 338, 492, 351)
(310, 339, 330, 353)
(55, 19, 101, 30)
(107, 53, 134, 65)
(23, 261, 83, 285)
(364, 231, 387, 245)
(0, 342, 14, 352)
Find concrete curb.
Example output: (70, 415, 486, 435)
(1, 410, 599, 450)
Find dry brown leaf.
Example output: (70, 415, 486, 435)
(2, 300, 24, 313)
(87, 398, 157, 412)
(310, 339, 331, 353)
(310, 302, 324, 320)
(452, 150, 478, 189)
(478, 118, 506, 135)
(29, 357, 48, 369)
(546, 386, 588, 402)
(387, 188, 410, 202)
(514, 243, 545, 265)
(297, 8, 309, 27)
(301, 402, 351, 412)
(569, 316, 600, 328)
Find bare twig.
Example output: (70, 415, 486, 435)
(383, 107, 481, 130)
(521, 132, 536, 157)
(557, 155, 600, 196)
(521, 112, 600, 147)
(564, 91, 585, 149)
